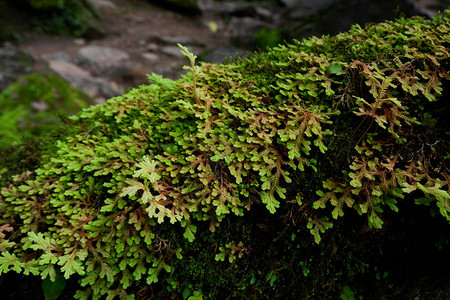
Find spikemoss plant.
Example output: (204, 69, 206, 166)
(0, 11, 449, 299)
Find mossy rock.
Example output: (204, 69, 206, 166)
(0, 72, 92, 149)
(0, 11, 449, 299)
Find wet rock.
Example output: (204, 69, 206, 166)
(77, 45, 130, 73)
(0, 45, 35, 92)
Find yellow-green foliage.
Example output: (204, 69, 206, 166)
(0, 12, 449, 299)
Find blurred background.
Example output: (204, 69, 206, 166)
(0, 0, 448, 149)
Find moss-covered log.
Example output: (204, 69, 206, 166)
(0, 11, 449, 299)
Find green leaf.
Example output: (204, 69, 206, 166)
(42, 269, 66, 300)
(326, 63, 343, 75)
(260, 191, 280, 214)
(183, 224, 197, 242)
(134, 156, 161, 183)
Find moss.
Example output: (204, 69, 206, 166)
(0, 11, 449, 299)
(0, 72, 91, 148)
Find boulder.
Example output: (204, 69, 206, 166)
(49, 60, 121, 99)
(77, 45, 130, 75)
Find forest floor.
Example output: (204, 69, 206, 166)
(16, 0, 230, 96)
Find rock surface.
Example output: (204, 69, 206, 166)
(77, 46, 130, 70)
(48, 60, 121, 101)
(0, 45, 35, 92)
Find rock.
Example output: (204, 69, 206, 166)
(0, 45, 35, 92)
(48, 60, 121, 98)
(142, 53, 159, 61)
(74, 38, 86, 46)
(137, 39, 147, 47)
(77, 45, 130, 73)
(414, 0, 450, 17)
(197, 0, 214, 11)
(47, 52, 72, 62)
(31, 101, 49, 111)
(201, 47, 248, 64)
(160, 46, 187, 58)
(78, 0, 107, 37)
(146, 43, 159, 52)
(212, 2, 279, 22)
(96, 77, 121, 99)
(279, 0, 428, 41)
(87, 0, 118, 12)
(225, 17, 275, 49)
(280, 0, 338, 19)
(154, 35, 205, 47)
(49, 60, 99, 97)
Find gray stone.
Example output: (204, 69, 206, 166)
(137, 39, 147, 47)
(0, 45, 35, 91)
(74, 39, 86, 46)
(225, 17, 274, 49)
(156, 36, 205, 47)
(49, 60, 99, 97)
(88, 0, 117, 12)
(31, 102, 49, 112)
(202, 47, 248, 64)
(47, 52, 72, 62)
(213, 2, 279, 22)
(48, 60, 121, 98)
(160, 46, 187, 58)
(141, 53, 159, 61)
(77, 46, 130, 72)
(96, 77, 121, 98)
(146, 43, 159, 52)
(197, 0, 214, 11)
